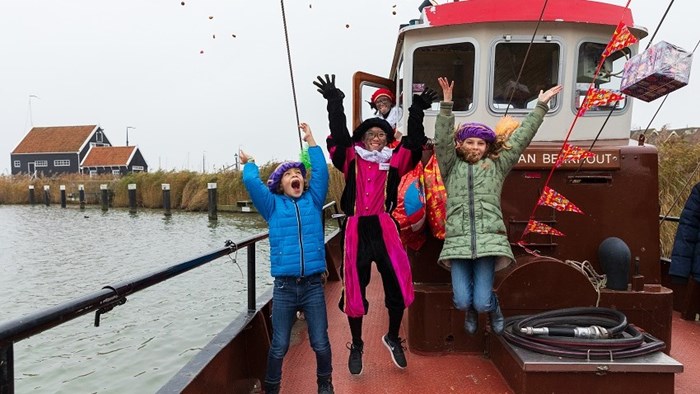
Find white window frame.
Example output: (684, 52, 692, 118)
(112, 169, 121, 175)
(13, 160, 20, 168)
(35, 160, 48, 167)
(89, 170, 97, 176)
(573, 39, 630, 116)
(54, 159, 70, 167)
(132, 165, 144, 171)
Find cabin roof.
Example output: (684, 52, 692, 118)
(12, 125, 98, 154)
(423, 0, 635, 28)
(82, 146, 137, 167)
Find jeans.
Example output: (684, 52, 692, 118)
(450, 257, 496, 313)
(265, 274, 332, 385)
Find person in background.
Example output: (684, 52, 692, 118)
(369, 87, 403, 143)
(314, 74, 436, 375)
(241, 123, 333, 394)
(670, 182, 700, 284)
(434, 76, 562, 336)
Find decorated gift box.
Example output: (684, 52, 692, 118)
(620, 41, 693, 102)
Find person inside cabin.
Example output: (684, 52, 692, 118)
(434, 76, 562, 335)
(314, 74, 436, 374)
(240, 123, 333, 394)
(670, 182, 700, 285)
(369, 87, 403, 143)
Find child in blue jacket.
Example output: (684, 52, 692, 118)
(241, 123, 333, 394)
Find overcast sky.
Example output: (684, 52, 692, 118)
(1, 0, 698, 173)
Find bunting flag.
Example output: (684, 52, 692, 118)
(517, 240, 541, 257)
(602, 22, 638, 59)
(537, 186, 584, 214)
(578, 88, 625, 115)
(524, 219, 565, 237)
(556, 143, 596, 167)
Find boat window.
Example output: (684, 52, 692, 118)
(491, 42, 560, 111)
(412, 42, 475, 112)
(575, 42, 629, 113)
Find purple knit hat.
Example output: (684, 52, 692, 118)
(267, 162, 307, 194)
(455, 122, 496, 144)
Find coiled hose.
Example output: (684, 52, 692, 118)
(503, 307, 666, 359)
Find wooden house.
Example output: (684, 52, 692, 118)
(10, 125, 110, 176)
(81, 146, 148, 175)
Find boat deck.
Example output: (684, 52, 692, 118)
(281, 269, 700, 393)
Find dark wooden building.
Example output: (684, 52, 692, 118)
(10, 125, 110, 176)
(81, 146, 148, 175)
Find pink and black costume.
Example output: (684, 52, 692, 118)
(321, 82, 432, 351)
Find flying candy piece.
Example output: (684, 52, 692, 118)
(393, 4, 397, 7)
(392, 11, 396, 15)
(309, 4, 312, 8)
(232, 34, 237, 38)
(212, 34, 216, 39)
(200, 50, 204, 54)
(181, 2, 185, 6)
(209, 16, 214, 20)
(345, 24, 350, 28)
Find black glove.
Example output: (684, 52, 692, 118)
(313, 74, 345, 100)
(412, 88, 438, 110)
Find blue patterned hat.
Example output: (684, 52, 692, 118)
(267, 162, 307, 193)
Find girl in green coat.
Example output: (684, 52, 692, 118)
(435, 77, 561, 335)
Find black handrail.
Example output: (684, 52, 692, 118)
(0, 201, 340, 394)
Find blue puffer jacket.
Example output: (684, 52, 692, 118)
(242, 146, 329, 277)
(670, 182, 700, 282)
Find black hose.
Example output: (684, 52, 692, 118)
(503, 307, 666, 359)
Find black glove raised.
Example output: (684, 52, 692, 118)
(313, 74, 345, 100)
(412, 88, 438, 110)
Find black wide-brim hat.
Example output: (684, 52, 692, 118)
(352, 118, 395, 143)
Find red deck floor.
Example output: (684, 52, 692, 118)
(281, 270, 699, 393)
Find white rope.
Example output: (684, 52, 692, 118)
(565, 260, 607, 307)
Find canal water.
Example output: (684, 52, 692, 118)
(0, 204, 277, 393)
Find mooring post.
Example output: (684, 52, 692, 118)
(28, 185, 35, 205)
(208, 183, 217, 221)
(100, 184, 109, 211)
(43, 185, 50, 206)
(162, 183, 171, 216)
(79, 184, 86, 210)
(60, 185, 66, 208)
(0, 344, 14, 394)
(128, 183, 137, 214)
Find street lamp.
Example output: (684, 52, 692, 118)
(126, 126, 135, 146)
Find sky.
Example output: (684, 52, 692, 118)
(1, 0, 698, 174)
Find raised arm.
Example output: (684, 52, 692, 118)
(240, 150, 274, 221)
(392, 88, 436, 175)
(300, 123, 329, 208)
(314, 74, 351, 147)
(434, 77, 457, 177)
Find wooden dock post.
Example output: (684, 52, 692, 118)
(128, 183, 137, 213)
(43, 185, 50, 206)
(28, 185, 35, 205)
(208, 183, 217, 221)
(60, 185, 66, 208)
(79, 184, 85, 210)
(100, 184, 109, 211)
(162, 184, 171, 216)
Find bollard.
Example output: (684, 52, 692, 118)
(208, 183, 218, 221)
(162, 184, 171, 216)
(28, 185, 35, 205)
(60, 185, 66, 208)
(79, 184, 86, 210)
(43, 185, 50, 206)
(128, 183, 137, 213)
(100, 184, 109, 211)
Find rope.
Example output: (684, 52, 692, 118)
(504, 0, 549, 116)
(280, 0, 303, 152)
(564, 260, 607, 307)
(644, 0, 674, 51)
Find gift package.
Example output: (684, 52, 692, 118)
(621, 41, 693, 102)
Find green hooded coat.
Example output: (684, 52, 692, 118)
(434, 101, 549, 271)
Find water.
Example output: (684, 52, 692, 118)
(0, 205, 273, 393)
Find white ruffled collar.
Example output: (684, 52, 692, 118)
(354, 145, 393, 163)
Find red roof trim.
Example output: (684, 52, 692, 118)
(424, 0, 634, 28)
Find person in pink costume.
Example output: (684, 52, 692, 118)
(314, 74, 436, 374)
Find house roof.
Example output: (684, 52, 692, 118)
(82, 146, 137, 167)
(12, 125, 98, 154)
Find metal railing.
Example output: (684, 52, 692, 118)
(0, 201, 340, 394)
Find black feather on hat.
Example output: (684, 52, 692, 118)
(352, 118, 395, 143)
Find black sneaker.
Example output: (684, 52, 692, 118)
(317, 376, 334, 394)
(382, 334, 407, 369)
(346, 341, 363, 375)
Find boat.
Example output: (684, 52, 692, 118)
(2, 1, 698, 393)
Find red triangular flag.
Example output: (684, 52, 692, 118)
(524, 219, 565, 237)
(602, 22, 638, 59)
(537, 186, 584, 214)
(583, 88, 625, 110)
(556, 143, 596, 167)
